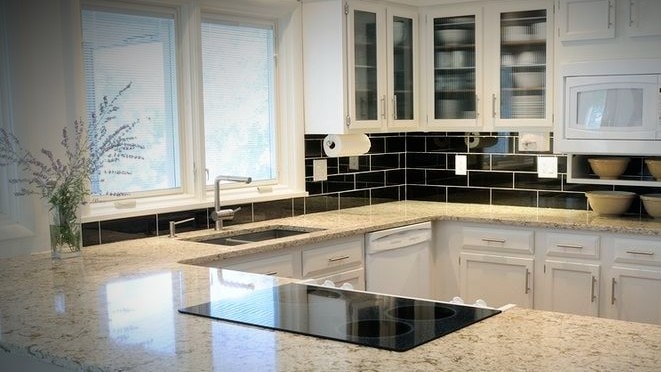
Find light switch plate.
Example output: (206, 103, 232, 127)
(537, 156, 558, 178)
(455, 155, 467, 175)
(313, 159, 327, 181)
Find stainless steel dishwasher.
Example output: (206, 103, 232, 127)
(365, 221, 432, 299)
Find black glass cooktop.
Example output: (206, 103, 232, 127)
(179, 283, 500, 352)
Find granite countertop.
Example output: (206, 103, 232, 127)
(1, 201, 661, 371)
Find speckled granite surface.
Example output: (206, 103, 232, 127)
(1, 201, 660, 371)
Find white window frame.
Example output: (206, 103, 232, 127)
(83, 0, 306, 222)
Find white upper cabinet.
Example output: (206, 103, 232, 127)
(302, 0, 418, 134)
(424, 0, 554, 131)
(557, 0, 615, 41)
(627, 0, 661, 37)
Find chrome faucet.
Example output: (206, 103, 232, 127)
(212, 175, 252, 230)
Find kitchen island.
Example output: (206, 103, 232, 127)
(1, 201, 660, 371)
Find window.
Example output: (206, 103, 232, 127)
(79, 1, 305, 220)
(82, 7, 180, 196)
(201, 18, 277, 185)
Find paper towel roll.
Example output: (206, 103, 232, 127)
(323, 134, 371, 157)
(464, 132, 498, 149)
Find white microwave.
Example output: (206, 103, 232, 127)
(555, 59, 661, 155)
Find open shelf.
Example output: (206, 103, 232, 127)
(567, 154, 661, 187)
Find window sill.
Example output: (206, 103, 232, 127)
(82, 186, 308, 223)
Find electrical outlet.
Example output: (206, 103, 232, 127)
(537, 156, 558, 178)
(313, 159, 327, 181)
(349, 156, 360, 170)
(455, 155, 467, 175)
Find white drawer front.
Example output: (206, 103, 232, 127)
(614, 238, 661, 268)
(545, 232, 600, 259)
(462, 226, 534, 254)
(303, 239, 364, 278)
(225, 253, 295, 278)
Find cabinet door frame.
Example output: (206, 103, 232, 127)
(424, 4, 484, 131)
(609, 266, 661, 325)
(459, 252, 534, 308)
(556, 0, 615, 41)
(544, 260, 600, 316)
(627, 0, 661, 37)
(346, 0, 387, 131)
(386, 6, 419, 130)
(484, 0, 554, 129)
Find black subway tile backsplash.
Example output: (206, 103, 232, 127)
(83, 131, 661, 247)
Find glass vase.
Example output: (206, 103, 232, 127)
(49, 202, 82, 259)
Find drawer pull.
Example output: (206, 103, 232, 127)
(611, 278, 616, 305)
(625, 250, 655, 256)
(557, 243, 583, 249)
(265, 271, 278, 276)
(482, 238, 506, 244)
(328, 255, 350, 262)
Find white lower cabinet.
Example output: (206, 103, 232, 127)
(543, 260, 600, 316)
(302, 236, 365, 290)
(607, 236, 661, 325)
(206, 235, 365, 290)
(460, 252, 534, 308)
(217, 250, 301, 279)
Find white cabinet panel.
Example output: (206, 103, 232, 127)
(224, 251, 299, 279)
(544, 260, 600, 316)
(557, 0, 615, 41)
(610, 267, 661, 325)
(628, 0, 661, 37)
(302, 236, 364, 278)
(460, 252, 534, 308)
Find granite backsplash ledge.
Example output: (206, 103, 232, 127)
(82, 132, 661, 247)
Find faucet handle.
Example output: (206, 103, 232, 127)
(233, 206, 242, 213)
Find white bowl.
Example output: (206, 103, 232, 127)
(512, 72, 544, 88)
(586, 191, 636, 216)
(645, 159, 661, 180)
(502, 25, 530, 41)
(641, 194, 661, 218)
(588, 157, 630, 180)
(435, 29, 469, 45)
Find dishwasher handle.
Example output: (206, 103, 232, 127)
(366, 228, 432, 254)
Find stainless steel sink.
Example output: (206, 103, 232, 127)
(188, 226, 324, 246)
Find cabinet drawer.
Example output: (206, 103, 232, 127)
(303, 238, 364, 278)
(545, 232, 600, 259)
(224, 252, 296, 278)
(614, 238, 661, 268)
(462, 226, 534, 254)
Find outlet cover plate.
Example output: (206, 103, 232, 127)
(455, 155, 467, 175)
(537, 156, 558, 178)
(313, 159, 327, 181)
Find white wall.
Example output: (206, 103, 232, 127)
(0, 0, 84, 257)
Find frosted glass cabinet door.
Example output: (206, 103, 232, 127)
(350, 8, 383, 123)
(432, 15, 478, 123)
(391, 15, 414, 122)
(498, 9, 548, 121)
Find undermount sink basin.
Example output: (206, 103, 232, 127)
(189, 226, 324, 246)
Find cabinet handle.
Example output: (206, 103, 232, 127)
(380, 95, 386, 119)
(629, 0, 634, 27)
(475, 94, 480, 118)
(590, 276, 597, 303)
(491, 94, 497, 118)
(482, 238, 506, 244)
(524, 269, 530, 294)
(392, 95, 398, 120)
(556, 243, 583, 249)
(625, 250, 655, 256)
(608, 0, 614, 28)
(611, 277, 616, 305)
(328, 255, 350, 262)
(265, 271, 278, 276)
